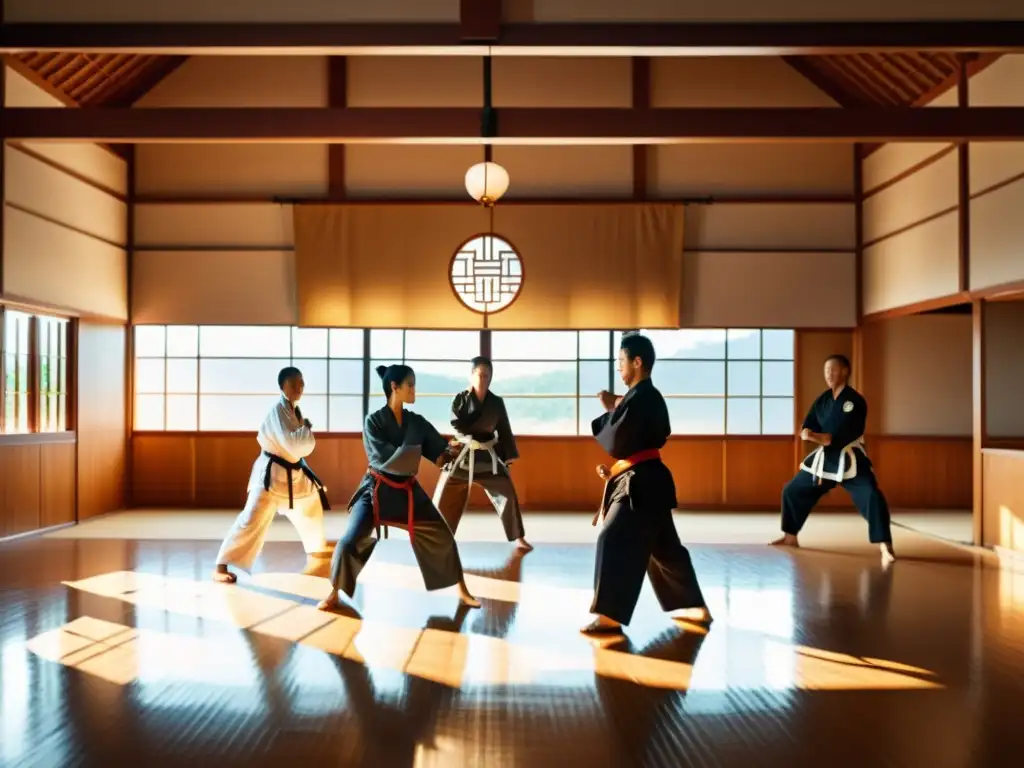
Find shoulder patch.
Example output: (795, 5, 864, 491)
(842, 400, 854, 413)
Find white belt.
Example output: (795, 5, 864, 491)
(433, 433, 503, 510)
(801, 437, 865, 484)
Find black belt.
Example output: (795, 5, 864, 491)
(261, 451, 331, 511)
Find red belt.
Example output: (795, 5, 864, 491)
(609, 448, 662, 480)
(369, 469, 417, 543)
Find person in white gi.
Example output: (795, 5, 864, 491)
(212, 366, 332, 583)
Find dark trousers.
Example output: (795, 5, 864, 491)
(328, 484, 465, 597)
(591, 500, 707, 626)
(781, 469, 893, 544)
(435, 470, 525, 541)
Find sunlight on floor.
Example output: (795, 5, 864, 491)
(31, 567, 946, 696)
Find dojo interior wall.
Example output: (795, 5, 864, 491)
(0, 64, 129, 538)
(126, 53, 985, 512)
(973, 55, 1024, 553)
(132, 54, 856, 331)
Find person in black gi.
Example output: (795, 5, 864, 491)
(772, 353, 896, 565)
(582, 333, 712, 636)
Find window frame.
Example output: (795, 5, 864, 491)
(130, 326, 794, 437)
(0, 306, 75, 435)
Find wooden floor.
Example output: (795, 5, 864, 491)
(1, 511, 1021, 767)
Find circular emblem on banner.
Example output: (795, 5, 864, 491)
(449, 234, 523, 315)
(842, 401, 854, 413)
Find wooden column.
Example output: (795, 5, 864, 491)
(1, 52, 6, 300)
(327, 57, 347, 198)
(957, 54, 972, 293)
(124, 147, 136, 508)
(632, 58, 650, 200)
(972, 300, 986, 545)
(853, 143, 864, 322)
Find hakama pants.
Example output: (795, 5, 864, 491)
(215, 488, 328, 572)
(781, 468, 893, 544)
(328, 477, 465, 597)
(591, 464, 707, 626)
(434, 467, 525, 541)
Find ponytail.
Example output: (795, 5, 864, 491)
(377, 363, 415, 398)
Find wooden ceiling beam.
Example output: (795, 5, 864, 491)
(5, 21, 1024, 54)
(5, 105, 1024, 143)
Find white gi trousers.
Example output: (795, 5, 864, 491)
(215, 489, 328, 572)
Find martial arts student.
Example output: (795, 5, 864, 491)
(317, 364, 481, 613)
(772, 353, 896, 565)
(432, 356, 532, 551)
(212, 366, 332, 583)
(582, 333, 712, 636)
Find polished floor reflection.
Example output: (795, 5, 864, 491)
(1, 512, 1022, 767)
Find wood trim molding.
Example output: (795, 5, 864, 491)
(861, 292, 972, 322)
(133, 194, 858, 206)
(0, 431, 77, 446)
(973, 300, 986, 545)
(861, 205, 959, 250)
(1, 59, 5, 299)
(861, 144, 956, 199)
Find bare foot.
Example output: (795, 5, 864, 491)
(212, 565, 237, 584)
(880, 542, 896, 566)
(316, 590, 342, 612)
(672, 607, 713, 624)
(771, 534, 800, 548)
(458, 584, 482, 608)
(516, 537, 534, 552)
(580, 615, 622, 635)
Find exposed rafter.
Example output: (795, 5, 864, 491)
(4, 106, 1024, 144)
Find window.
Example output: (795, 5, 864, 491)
(614, 329, 795, 435)
(1, 308, 71, 434)
(132, 325, 794, 437)
(134, 325, 367, 432)
(37, 316, 69, 432)
(370, 329, 479, 434)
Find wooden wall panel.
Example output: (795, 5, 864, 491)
(4, 145, 128, 246)
(3, 207, 128, 319)
(0, 436, 76, 538)
(983, 301, 1024, 438)
(862, 211, 960, 314)
(134, 145, 329, 198)
(495, 146, 633, 198)
(129, 433, 971, 511)
(495, 57, 632, 106)
(138, 56, 328, 108)
(346, 146, 484, 198)
(4, 0, 458, 22)
(134, 203, 293, 248)
(77, 322, 127, 520)
(970, 179, 1024, 291)
(132, 250, 297, 325)
(527, 0, 1024, 22)
(862, 143, 952, 194)
(652, 56, 838, 107)
(681, 251, 856, 329)
(982, 449, 1024, 551)
(347, 56, 481, 107)
(652, 144, 853, 197)
(683, 203, 855, 251)
(862, 150, 958, 242)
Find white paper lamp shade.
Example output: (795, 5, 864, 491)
(464, 161, 510, 205)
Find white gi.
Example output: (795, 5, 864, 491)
(215, 395, 329, 571)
